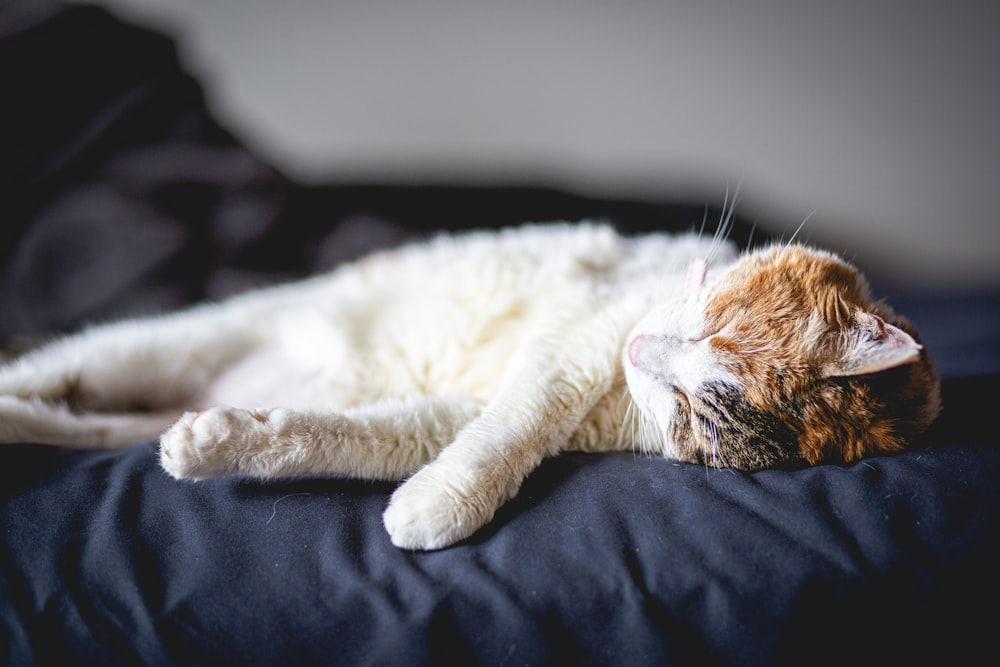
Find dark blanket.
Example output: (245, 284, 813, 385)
(2, 4, 999, 665)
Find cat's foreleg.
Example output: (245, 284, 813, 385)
(382, 323, 622, 550)
(159, 394, 485, 482)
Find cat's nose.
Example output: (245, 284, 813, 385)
(628, 334, 681, 368)
(627, 335, 651, 366)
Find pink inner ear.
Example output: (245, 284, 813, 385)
(685, 258, 707, 293)
(824, 317, 923, 377)
(865, 313, 888, 340)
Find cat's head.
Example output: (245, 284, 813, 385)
(623, 243, 941, 470)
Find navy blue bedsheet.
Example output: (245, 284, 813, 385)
(2, 386, 997, 665)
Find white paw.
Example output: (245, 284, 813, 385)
(160, 407, 277, 479)
(382, 466, 491, 550)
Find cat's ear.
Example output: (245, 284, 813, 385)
(823, 313, 922, 377)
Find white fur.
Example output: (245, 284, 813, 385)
(0, 223, 742, 549)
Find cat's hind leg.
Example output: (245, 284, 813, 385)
(0, 397, 178, 448)
(0, 298, 273, 413)
(159, 394, 485, 482)
(0, 304, 263, 447)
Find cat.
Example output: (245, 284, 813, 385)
(0, 222, 941, 550)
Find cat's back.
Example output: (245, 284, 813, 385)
(366, 222, 626, 287)
(218, 223, 735, 337)
(356, 222, 725, 293)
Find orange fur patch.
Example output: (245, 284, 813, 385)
(704, 245, 940, 464)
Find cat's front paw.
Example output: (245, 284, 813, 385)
(382, 466, 492, 550)
(160, 407, 282, 479)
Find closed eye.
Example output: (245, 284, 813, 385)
(707, 335, 743, 355)
(688, 331, 717, 343)
(690, 321, 728, 342)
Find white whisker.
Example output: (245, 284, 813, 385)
(746, 219, 759, 250)
(706, 177, 744, 263)
(737, 339, 777, 354)
(787, 210, 815, 245)
(625, 394, 660, 457)
(709, 421, 720, 469)
(620, 394, 664, 458)
(624, 398, 639, 453)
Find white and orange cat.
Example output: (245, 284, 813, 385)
(0, 222, 940, 549)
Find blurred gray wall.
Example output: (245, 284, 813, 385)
(82, 0, 999, 288)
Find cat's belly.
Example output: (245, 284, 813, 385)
(196, 347, 340, 410)
(194, 316, 524, 410)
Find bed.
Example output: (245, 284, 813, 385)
(3, 4, 999, 665)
